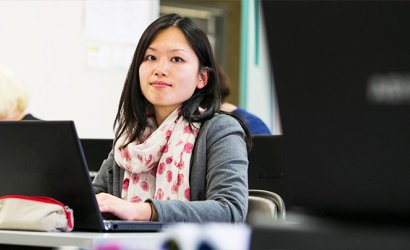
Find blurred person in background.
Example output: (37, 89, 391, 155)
(218, 65, 271, 135)
(0, 65, 39, 120)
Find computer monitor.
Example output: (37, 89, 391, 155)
(262, 0, 410, 221)
(80, 138, 113, 172)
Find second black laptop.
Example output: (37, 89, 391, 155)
(0, 121, 163, 232)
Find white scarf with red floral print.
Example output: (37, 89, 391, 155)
(114, 108, 200, 203)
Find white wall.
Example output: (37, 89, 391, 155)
(0, 0, 159, 138)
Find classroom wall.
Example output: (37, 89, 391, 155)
(0, 0, 159, 138)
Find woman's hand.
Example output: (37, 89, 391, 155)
(95, 193, 151, 221)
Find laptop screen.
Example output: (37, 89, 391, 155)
(262, 1, 410, 221)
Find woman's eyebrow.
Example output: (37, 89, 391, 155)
(146, 47, 156, 52)
(146, 47, 190, 55)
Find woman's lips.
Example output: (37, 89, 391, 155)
(151, 81, 172, 87)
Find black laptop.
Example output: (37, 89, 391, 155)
(0, 121, 163, 232)
(248, 135, 288, 201)
(262, 0, 410, 221)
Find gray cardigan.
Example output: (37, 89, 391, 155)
(92, 113, 249, 223)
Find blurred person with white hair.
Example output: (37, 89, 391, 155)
(0, 66, 38, 120)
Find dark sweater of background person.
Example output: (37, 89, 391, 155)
(232, 107, 271, 134)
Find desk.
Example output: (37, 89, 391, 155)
(0, 224, 251, 250)
(0, 230, 166, 249)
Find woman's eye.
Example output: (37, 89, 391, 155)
(171, 57, 183, 63)
(145, 55, 156, 61)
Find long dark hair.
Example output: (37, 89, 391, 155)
(114, 13, 251, 150)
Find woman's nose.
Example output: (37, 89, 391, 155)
(154, 60, 167, 76)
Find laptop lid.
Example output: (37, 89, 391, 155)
(262, 1, 410, 221)
(248, 135, 287, 200)
(0, 121, 162, 231)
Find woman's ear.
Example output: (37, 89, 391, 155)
(196, 68, 208, 89)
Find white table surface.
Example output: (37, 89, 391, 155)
(0, 229, 166, 249)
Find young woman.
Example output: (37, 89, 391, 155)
(92, 13, 251, 223)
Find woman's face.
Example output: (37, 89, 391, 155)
(139, 27, 208, 120)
